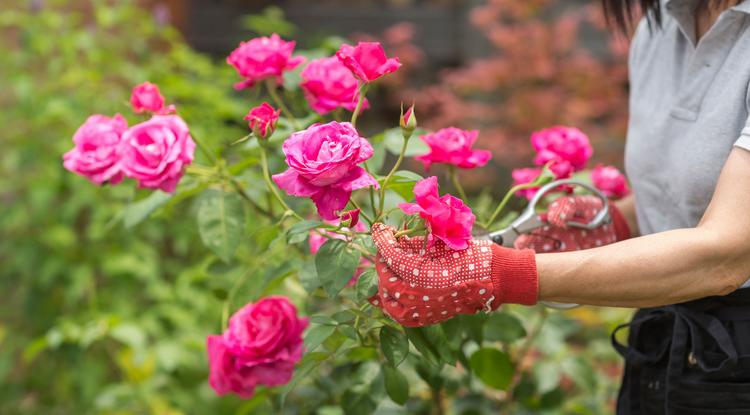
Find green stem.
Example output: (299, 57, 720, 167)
(376, 135, 410, 220)
(350, 83, 369, 128)
(504, 307, 549, 408)
(191, 132, 217, 165)
(265, 80, 301, 130)
(259, 145, 303, 220)
(448, 165, 468, 202)
(483, 182, 540, 228)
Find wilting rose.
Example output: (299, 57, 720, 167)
(300, 56, 367, 114)
(129, 82, 175, 114)
(119, 115, 195, 193)
(207, 296, 308, 399)
(63, 114, 128, 185)
(335, 42, 401, 83)
(244, 102, 280, 139)
(592, 164, 630, 199)
(531, 126, 592, 172)
(272, 121, 378, 220)
(309, 218, 369, 286)
(399, 176, 475, 250)
(415, 127, 492, 170)
(227, 33, 305, 90)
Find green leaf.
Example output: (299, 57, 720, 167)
(380, 326, 409, 367)
(561, 356, 597, 392)
(380, 170, 424, 201)
(355, 269, 378, 301)
(346, 347, 378, 362)
(383, 127, 429, 156)
(404, 325, 454, 366)
(304, 324, 337, 352)
(484, 312, 527, 343)
(338, 325, 359, 340)
(534, 361, 561, 394)
(122, 191, 172, 228)
(315, 239, 361, 298)
(342, 390, 377, 415)
(469, 347, 514, 390)
(279, 351, 328, 406)
(286, 220, 325, 244)
(197, 189, 245, 262)
(297, 259, 320, 293)
(383, 365, 409, 405)
(368, 139, 388, 174)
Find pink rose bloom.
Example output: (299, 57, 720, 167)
(63, 114, 128, 185)
(119, 115, 195, 193)
(511, 167, 542, 200)
(130, 82, 175, 114)
(207, 296, 308, 398)
(300, 56, 368, 115)
(272, 121, 378, 220)
(591, 164, 630, 199)
(415, 127, 492, 170)
(244, 102, 280, 139)
(398, 176, 475, 250)
(309, 218, 369, 286)
(335, 42, 401, 83)
(531, 126, 593, 172)
(227, 33, 305, 90)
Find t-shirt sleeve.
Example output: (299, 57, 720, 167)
(734, 120, 750, 151)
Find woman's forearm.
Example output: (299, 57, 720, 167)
(536, 227, 748, 308)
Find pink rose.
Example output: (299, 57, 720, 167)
(227, 33, 305, 90)
(531, 126, 592, 172)
(300, 56, 368, 115)
(129, 82, 175, 115)
(511, 167, 542, 200)
(272, 121, 378, 220)
(309, 218, 369, 286)
(244, 102, 280, 139)
(207, 296, 308, 399)
(591, 164, 630, 199)
(119, 115, 195, 193)
(335, 42, 401, 83)
(339, 208, 360, 228)
(415, 127, 492, 170)
(63, 114, 128, 185)
(398, 176, 475, 250)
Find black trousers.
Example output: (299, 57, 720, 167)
(615, 289, 750, 414)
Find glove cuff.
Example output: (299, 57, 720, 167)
(609, 203, 631, 241)
(489, 245, 538, 307)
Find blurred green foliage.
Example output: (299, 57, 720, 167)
(0, 1, 631, 414)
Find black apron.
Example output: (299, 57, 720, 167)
(614, 288, 750, 414)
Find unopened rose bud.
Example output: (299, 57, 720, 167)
(400, 103, 417, 138)
(244, 102, 280, 140)
(339, 208, 360, 228)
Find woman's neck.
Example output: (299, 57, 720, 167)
(695, 0, 742, 40)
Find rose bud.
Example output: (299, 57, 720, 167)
(400, 103, 417, 138)
(244, 102, 281, 140)
(339, 208, 360, 228)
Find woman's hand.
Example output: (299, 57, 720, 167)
(514, 195, 631, 253)
(370, 223, 537, 327)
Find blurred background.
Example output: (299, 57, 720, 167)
(0, 0, 631, 413)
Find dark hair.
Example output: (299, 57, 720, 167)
(601, 0, 662, 33)
(602, 0, 744, 33)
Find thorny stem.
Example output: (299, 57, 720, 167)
(448, 165, 468, 202)
(483, 182, 539, 228)
(348, 198, 374, 225)
(350, 83, 369, 128)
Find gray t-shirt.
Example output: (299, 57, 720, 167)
(625, 0, 750, 236)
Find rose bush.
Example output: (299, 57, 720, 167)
(22, 3, 636, 413)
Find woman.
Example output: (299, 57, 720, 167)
(370, 0, 750, 413)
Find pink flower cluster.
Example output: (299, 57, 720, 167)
(399, 176, 475, 250)
(227, 34, 305, 90)
(512, 126, 594, 199)
(63, 83, 195, 193)
(591, 164, 629, 199)
(272, 121, 378, 220)
(207, 296, 308, 398)
(415, 127, 492, 170)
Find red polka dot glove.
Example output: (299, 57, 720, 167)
(514, 195, 631, 253)
(369, 223, 538, 327)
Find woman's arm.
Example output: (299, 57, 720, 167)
(538, 148, 750, 308)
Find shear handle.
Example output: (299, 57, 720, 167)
(527, 178, 610, 230)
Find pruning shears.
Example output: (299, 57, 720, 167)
(474, 178, 611, 309)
